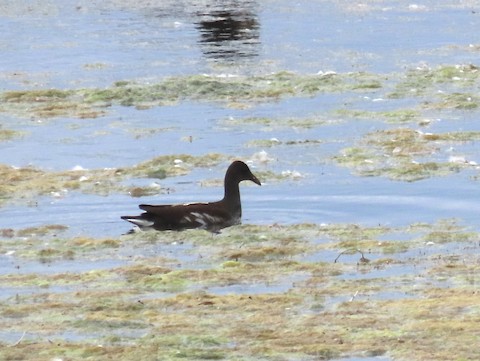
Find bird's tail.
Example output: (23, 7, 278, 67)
(120, 215, 155, 228)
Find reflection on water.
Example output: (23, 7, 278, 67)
(194, 0, 260, 61)
(144, 1, 260, 64)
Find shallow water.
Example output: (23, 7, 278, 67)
(1, 1, 480, 236)
(1, 0, 479, 276)
(1, 1, 480, 359)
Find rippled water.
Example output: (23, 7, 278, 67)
(1, 0, 480, 234)
(2, 2, 480, 358)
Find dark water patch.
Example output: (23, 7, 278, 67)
(192, 0, 260, 62)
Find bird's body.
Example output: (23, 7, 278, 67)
(121, 160, 261, 232)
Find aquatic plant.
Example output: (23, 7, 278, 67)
(333, 128, 479, 181)
(0, 154, 227, 206)
(1, 221, 479, 360)
(0, 71, 385, 119)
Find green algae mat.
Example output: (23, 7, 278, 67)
(1, 221, 479, 361)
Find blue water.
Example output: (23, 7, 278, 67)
(0, 2, 479, 353)
(0, 0, 479, 235)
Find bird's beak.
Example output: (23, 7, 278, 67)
(251, 174, 261, 186)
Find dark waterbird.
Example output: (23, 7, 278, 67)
(121, 160, 261, 232)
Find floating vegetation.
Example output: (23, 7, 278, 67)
(246, 137, 324, 148)
(125, 153, 226, 179)
(245, 138, 282, 148)
(0, 71, 384, 119)
(0, 153, 226, 206)
(335, 108, 421, 124)
(2, 1, 480, 358)
(129, 127, 172, 139)
(0, 88, 105, 119)
(0, 163, 123, 205)
(0, 128, 24, 141)
(126, 185, 164, 198)
(1, 65, 479, 123)
(0, 230, 123, 261)
(15, 224, 68, 237)
(1, 221, 479, 360)
(388, 64, 480, 100)
(221, 115, 331, 130)
(2, 89, 72, 102)
(333, 128, 480, 181)
(429, 92, 480, 110)
(0, 152, 309, 206)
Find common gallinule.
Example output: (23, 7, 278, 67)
(121, 160, 261, 232)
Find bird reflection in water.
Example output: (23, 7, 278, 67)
(194, 1, 260, 61)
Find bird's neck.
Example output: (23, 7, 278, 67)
(223, 179, 241, 211)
